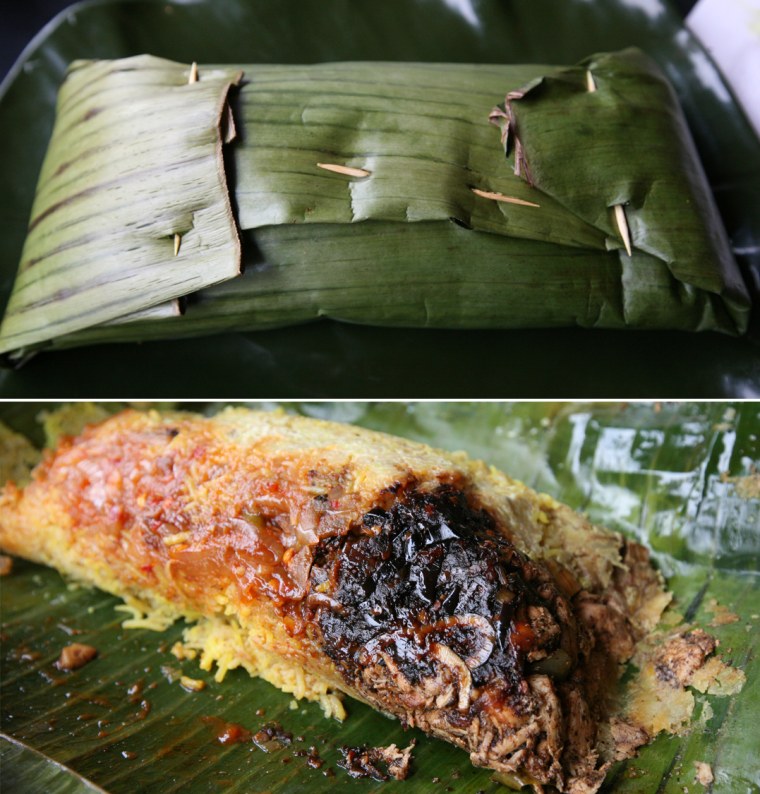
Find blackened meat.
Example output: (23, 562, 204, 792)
(338, 741, 416, 781)
(309, 485, 575, 715)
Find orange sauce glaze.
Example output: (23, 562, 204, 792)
(36, 412, 362, 623)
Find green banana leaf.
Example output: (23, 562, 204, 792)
(0, 0, 759, 395)
(2, 401, 759, 793)
(0, 48, 749, 356)
(0, 56, 243, 355)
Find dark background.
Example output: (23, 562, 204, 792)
(1, 0, 700, 82)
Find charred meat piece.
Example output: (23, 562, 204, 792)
(338, 741, 416, 781)
(309, 487, 581, 786)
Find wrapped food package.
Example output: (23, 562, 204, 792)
(0, 49, 750, 360)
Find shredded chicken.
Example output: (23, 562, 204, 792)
(653, 630, 716, 688)
(338, 741, 416, 781)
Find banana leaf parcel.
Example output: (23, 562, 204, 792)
(0, 48, 750, 360)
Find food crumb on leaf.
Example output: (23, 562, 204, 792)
(694, 761, 713, 787)
(705, 598, 740, 627)
(338, 740, 416, 781)
(55, 643, 98, 670)
(170, 640, 197, 660)
(180, 675, 206, 692)
(626, 628, 744, 736)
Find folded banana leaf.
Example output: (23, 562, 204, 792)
(0, 49, 750, 359)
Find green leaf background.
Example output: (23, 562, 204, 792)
(1, 402, 759, 792)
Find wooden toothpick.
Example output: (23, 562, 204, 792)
(471, 187, 540, 208)
(614, 204, 632, 256)
(317, 163, 371, 178)
(173, 64, 199, 257)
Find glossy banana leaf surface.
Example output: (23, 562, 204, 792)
(0, 0, 759, 396)
(1, 401, 759, 793)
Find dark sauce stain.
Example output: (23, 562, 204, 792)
(96, 698, 150, 738)
(291, 744, 324, 769)
(306, 745, 324, 769)
(201, 717, 294, 754)
(64, 691, 112, 709)
(201, 716, 252, 745)
(135, 699, 151, 721)
(38, 670, 67, 686)
(127, 680, 144, 702)
(252, 722, 293, 753)
(197, 714, 334, 780)
(57, 622, 85, 637)
(19, 718, 58, 739)
(9, 644, 41, 663)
